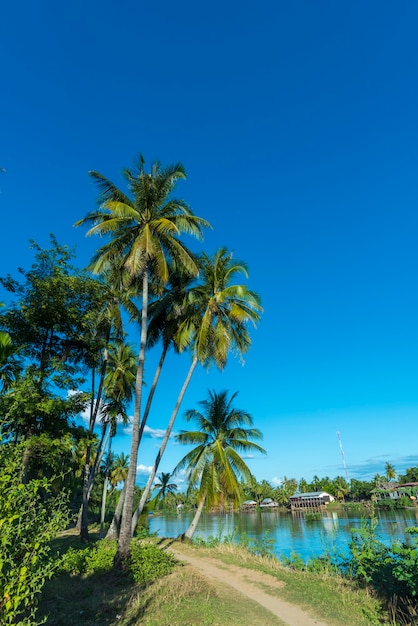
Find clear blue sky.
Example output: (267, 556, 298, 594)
(1, 1, 418, 488)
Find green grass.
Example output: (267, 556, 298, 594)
(188, 542, 385, 626)
(39, 559, 286, 626)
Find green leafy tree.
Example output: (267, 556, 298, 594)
(75, 155, 209, 562)
(174, 389, 266, 539)
(0, 305, 20, 393)
(0, 238, 108, 481)
(350, 478, 373, 501)
(398, 467, 418, 483)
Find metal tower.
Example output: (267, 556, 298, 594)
(337, 431, 349, 482)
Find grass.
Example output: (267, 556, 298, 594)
(37, 529, 385, 626)
(186, 542, 385, 626)
(39, 557, 286, 626)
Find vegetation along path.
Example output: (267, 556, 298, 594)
(168, 542, 329, 626)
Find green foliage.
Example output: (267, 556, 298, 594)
(129, 543, 178, 583)
(345, 518, 418, 622)
(58, 538, 177, 585)
(0, 444, 71, 626)
(59, 541, 117, 575)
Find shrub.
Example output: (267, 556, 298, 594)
(58, 541, 117, 576)
(129, 543, 178, 584)
(0, 444, 71, 625)
(58, 539, 177, 585)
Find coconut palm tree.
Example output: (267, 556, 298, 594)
(332, 476, 350, 502)
(79, 337, 137, 540)
(110, 452, 130, 488)
(75, 155, 209, 561)
(385, 462, 396, 482)
(174, 389, 265, 539)
(131, 249, 262, 532)
(153, 472, 178, 505)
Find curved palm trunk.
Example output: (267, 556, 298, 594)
(100, 436, 113, 538)
(137, 341, 169, 449)
(131, 355, 198, 534)
(183, 493, 206, 540)
(116, 271, 149, 563)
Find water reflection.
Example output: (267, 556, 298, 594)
(149, 508, 418, 561)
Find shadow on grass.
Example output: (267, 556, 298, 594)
(38, 569, 153, 626)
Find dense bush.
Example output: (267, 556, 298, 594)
(129, 542, 178, 584)
(346, 519, 418, 623)
(0, 444, 71, 626)
(58, 538, 178, 584)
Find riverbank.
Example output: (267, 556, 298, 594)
(38, 533, 383, 625)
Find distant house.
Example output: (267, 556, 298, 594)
(241, 500, 258, 510)
(260, 498, 279, 509)
(289, 491, 335, 510)
(372, 482, 418, 502)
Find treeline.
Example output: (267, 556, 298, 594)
(0, 154, 265, 621)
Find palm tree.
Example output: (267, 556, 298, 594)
(332, 476, 350, 502)
(110, 452, 130, 488)
(385, 462, 396, 482)
(79, 338, 137, 540)
(174, 389, 265, 540)
(75, 155, 209, 561)
(102, 452, 130, 539)
(153, 472, 178, 505)
(131, 249, 262, 532)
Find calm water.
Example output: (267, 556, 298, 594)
(149, 508, 418, 561)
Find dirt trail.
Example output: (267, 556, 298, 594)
(168, 543, 329, 626)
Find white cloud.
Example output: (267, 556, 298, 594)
(123, 423, 174, 439)
(136, 464, 153, 475)
(271, 476, 282, 486)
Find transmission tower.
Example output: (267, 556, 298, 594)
(337, 431, 349, 481)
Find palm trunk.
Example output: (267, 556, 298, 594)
(76, 421, 110, 532)
(99, 436, 113, 538)
(79, 349, 108, 540)
(131, 355, 198, 534)
(183, 493, 206, 540)
(116, 270, 149, 563)
(105, 481, 126, 540)
(137, 342, 169, 449)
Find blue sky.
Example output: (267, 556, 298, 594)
(1, 1, 418, 488)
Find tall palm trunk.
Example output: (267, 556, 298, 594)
(79, 348, 108, 540)
(131, 355, 198, 534)
(183, 492, 206, 540)
(100, 437, 113, 538)
(137, 341, 169, 451)
(116, 270, 149, 562)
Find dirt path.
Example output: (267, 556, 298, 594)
(168, 543, 329, 626)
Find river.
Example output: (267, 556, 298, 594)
(149, 508, 418, 561)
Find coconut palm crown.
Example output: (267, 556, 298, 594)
(175, 389, 266, 511)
